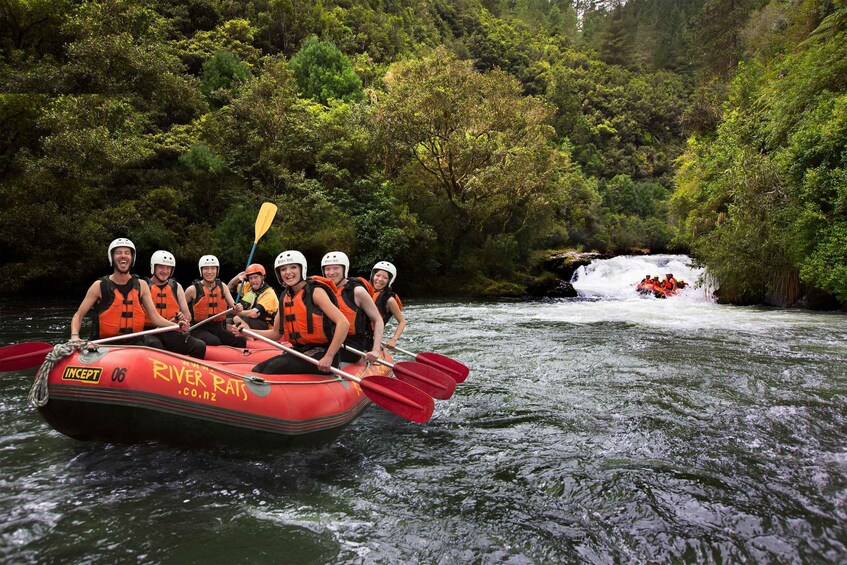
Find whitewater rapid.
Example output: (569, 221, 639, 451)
(571, 254, 710, 301)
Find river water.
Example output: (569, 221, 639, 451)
(1, 255, 846, 563)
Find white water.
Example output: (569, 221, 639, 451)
(571, 254, 710, 301)
(423, 255, 846, 338)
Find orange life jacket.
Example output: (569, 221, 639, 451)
(94, 275, 146, 339)
(336, 277, 375, 337)
(280, 276, 339, 347)
(190, 279, 225, 322)
(373, 288, 402, 324)
(144, 278, 180, 327)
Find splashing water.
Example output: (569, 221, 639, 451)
(571, 254, 713, 302)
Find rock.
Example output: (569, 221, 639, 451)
(526, 276, 577, 298)
(542, 251, 609, 281)
(547, 280, 577, 298)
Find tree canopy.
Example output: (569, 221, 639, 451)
(0, 0, 844, 306)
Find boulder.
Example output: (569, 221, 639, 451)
(526, 276, 578, 298)
(542, 251, 609, 281)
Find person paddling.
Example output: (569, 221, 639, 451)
(143, 250, 207, 359)
(235, 250, 349, 374)
(185, 254, 246, 348)
(321, 251, 384, 364)
(370, 261, 406, 349)
(70, 238, 189, 345)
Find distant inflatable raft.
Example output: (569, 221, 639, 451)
(35, 344, 390, 448)
(636, 283, 674, 298)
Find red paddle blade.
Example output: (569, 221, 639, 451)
(359, 375, 434, 423)
(392, 361, 456, 400)
(0, 342, 54, 372)
(416, 352, 469, 383)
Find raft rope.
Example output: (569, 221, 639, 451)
(28, 340, 89, 407)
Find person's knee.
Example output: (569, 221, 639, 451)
(194, 330, 222, 347)
(253, 356, 281, 374)
(189, 339, 206, 359)
(143, 335, 164, 349)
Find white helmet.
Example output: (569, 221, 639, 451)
(108, 238, 136, 266)
(274, 250, 307, 285)
(198, 255, 220, 276)
(150, 250, 176, 275)
(370, 261, 397, 287)
(321, 251, 349, 279)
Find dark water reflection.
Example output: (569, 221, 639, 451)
(1, 298, 846, 563)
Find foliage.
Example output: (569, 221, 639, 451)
(374, 47, 592, 277)
(0, 0, 843, 304)
(180, 142, 226, 173)
(288, 37, 364, 105)
(671, 1, 847, 304)
(200, 50, 252, 107)
(545, 54, 689, 181)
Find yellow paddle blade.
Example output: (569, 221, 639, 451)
(254, 202, 278, 243)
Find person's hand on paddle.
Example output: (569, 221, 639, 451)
(384, 338, 397, 349)
(172, 312, 189, 332)
(231, 320, 245, 336)
(366, 348, 380, 363)
(233, 303, 243, 314)
(317, 352, 334, 373)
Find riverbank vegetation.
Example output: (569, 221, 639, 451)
(0, 0, 844, 307)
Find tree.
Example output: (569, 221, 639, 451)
(288, 37, 364, 105)
(545, 53, 689, 181)
(374, 47, 589, 277)
(200, 50, 252, 107)
(690, 0, 767, 78)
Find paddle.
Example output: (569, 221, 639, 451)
(342, 344, 456, 400)
(0, 342, 54, 372)
(384, 343, 470, 383)
(235, 202, 278, 304)
(0, 325, 181, 372)
(188, 308, 234, 332)
(242, 329, 433, 423)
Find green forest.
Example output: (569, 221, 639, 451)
(1, 0, 845, 306)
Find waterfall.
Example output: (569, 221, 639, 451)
(570, 254, 713, 301)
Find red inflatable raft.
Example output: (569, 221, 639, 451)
(34, 343, 391, 448)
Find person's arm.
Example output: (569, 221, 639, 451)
(353, 287, 384, 362)
(227, 272, 246, 291)
(70, 281, 102, 340)
(239, 302, 260, 319)
(242, 287, 278, 319)
(184, 284, 196, 304)
(176, 283, 191, 323)
(140, 280, 186, 331)
(221, 284, 243, 313)
(384, 297, 406, 348)
(233, 303, 281, 340)
(313, 288, 350, 372)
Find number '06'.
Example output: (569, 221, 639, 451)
(111, 367, 127, 382)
